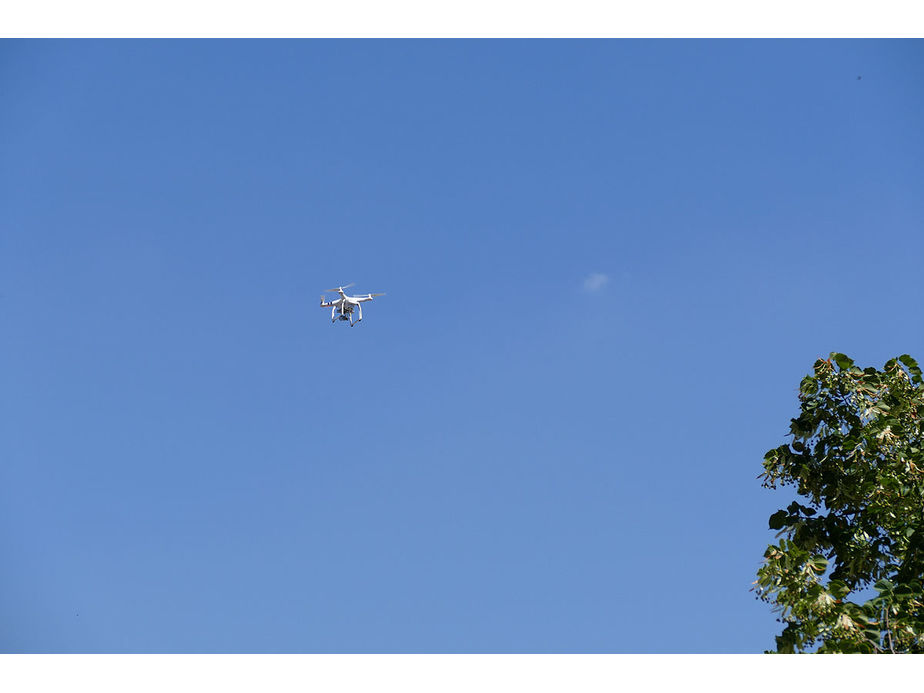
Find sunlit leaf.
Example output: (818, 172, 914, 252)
(831, 353, 854, 370)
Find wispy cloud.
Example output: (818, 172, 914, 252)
(583, 272, 609, 293)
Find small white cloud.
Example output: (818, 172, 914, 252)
(583, 272, 609, 293)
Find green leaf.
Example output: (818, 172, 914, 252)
(828, 580, 849, 600)
(874, 579, 894, 594)
(809, 555, 828, 572)
(899, 354, 923, 383)
(789, 414, 817, 439)
(831, 353, 854, 370)
(799, 376, 818, 396)
(769, 510, 788, 530)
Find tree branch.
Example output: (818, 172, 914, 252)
(884, 608, 896, 654)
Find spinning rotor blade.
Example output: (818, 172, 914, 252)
(369, 292, 385, 297)
(327, 282, 355, 292)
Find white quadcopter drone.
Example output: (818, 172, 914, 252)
(320, 283, 385, 326)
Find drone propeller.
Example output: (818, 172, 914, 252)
(327, 282, 355, 292)
(368, 292, 386, 297)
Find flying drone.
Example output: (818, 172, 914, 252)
(320, 283, 385, 326)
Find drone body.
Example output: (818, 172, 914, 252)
(320, 283, 385, 326)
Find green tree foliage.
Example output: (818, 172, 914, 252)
(755, 353, 924, 653)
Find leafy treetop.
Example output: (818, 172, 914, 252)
(755, 353, 924, 653)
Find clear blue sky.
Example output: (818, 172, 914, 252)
(1, 40, 922, 653)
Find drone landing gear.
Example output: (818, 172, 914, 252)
(331, 307, 361, 326)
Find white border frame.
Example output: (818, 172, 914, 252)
(2, 1, 924, 38)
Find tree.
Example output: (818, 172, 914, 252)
(755, 353, 924, 653)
